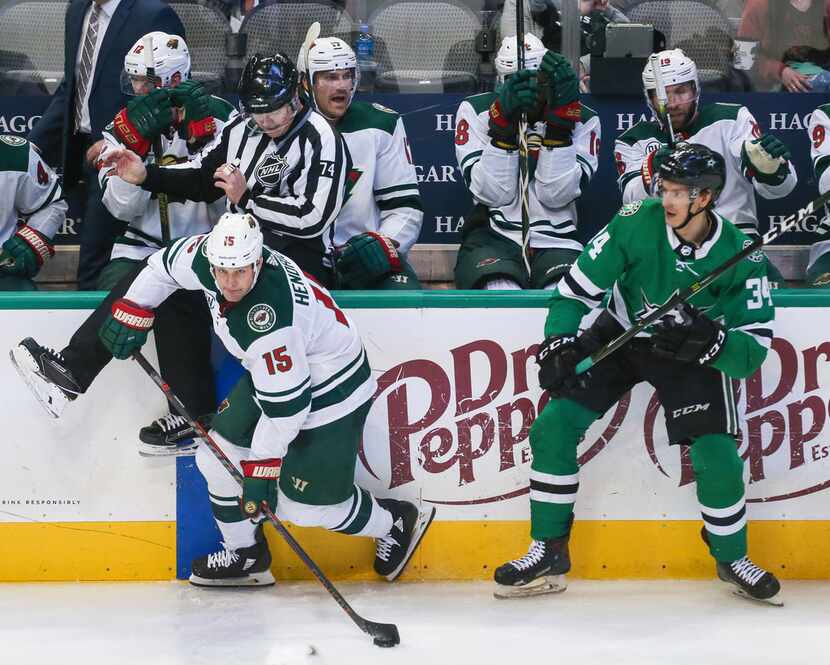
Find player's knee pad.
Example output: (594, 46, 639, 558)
(690, 433, 744, 491)
(276, 485, 392, 538)
(530, 398, 598, 466)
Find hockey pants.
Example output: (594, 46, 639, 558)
(529, 397, 748, 562)
(196, 376, 392, 550)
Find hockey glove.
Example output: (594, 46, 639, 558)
(169, 80, 216, 145)
(641, 145, 672, 194)
(489, 70, 538, 150)
(0, 226, 54, 278)
(112, 88, 174, 158)
(650, 302, 727, 366)
(240, 458, 282, 519)
(742, 135, 791, 186)
(335, 231, 403, 289)
(98, 298, 155, 360)
(537, 51, 581, 148)
(536, 334, 587, 396)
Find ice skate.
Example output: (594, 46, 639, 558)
(10, 337, 81, 418)
(374, 498, 436, 581)
(139, 412, 205, 457)
(494, 535, 571, 599)
(716, 556, 783, 606)
(189, 525, 274, 587)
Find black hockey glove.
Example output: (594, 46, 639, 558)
(650, 302, 727, 366)
(536, 334, 586, 396)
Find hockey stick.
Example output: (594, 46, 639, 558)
(516, 2, 531, 274)
(301, 22, 321, 107)
(576, 190, 830, 375)
(650, 53, 676, 148)
(131, 350, 401, 648)
(142, 35, 171, 244)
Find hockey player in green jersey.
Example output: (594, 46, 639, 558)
(614, 49, 796, 287)
(453, 34, 600, 290)
(805, 103, 830, 286)
(297, 36, 423, 290)
(494, 144, 782, 605)
(93, 212, 435, 586)
(0, 135, 66, 291)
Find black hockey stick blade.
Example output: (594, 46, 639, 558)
(365, 620, 400, 648)
(131, 350, 401, 647)
(576, 189, 830, 374)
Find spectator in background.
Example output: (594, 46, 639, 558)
(500, 0, 629, 44)
(28, 0, 184, 289)
(0, 136, 67, 291)
(737, 0, 830, 92)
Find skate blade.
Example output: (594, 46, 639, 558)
(385, 505, 437, 582)
(494, 574, 568, 599)
(189, 570, 276, 587)
(9, 347, 67, 419)
(138, 439, 201, 458)
(730, 587, 784, 607)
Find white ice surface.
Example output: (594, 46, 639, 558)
(0, 580, 825, 665)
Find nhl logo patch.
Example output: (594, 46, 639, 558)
(679, 244, 694, 258)
(247, 304, 276, 332)
(618, 201, 642, 217)
(742, 239, 764, 263)
(255, 153, 288, 189)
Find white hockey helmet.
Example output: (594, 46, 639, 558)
(642, 49, 700, 125)
(206, 213, 264, 284)
(495, 34, 547, 84)
(297, 36, 360, 109)
(122, 31, 191, 94)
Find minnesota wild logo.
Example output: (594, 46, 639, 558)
(344, 168, 363, 203)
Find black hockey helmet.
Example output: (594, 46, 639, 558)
(238, 52, 299, 114)
(658, 143, 725, 200)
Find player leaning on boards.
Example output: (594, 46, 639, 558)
(10, 33, 236, 456)
(495, 144, 783, 606)
(297, 36, 423, 290)
(101, 51, 348, 287)
(93, 212, 435, 586)
(453, 34, 600, 290)
(0, 135, 66, 291)
(615, 49, 797, 288)
(805, 103, 830, 286)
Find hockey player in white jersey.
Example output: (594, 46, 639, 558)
(98, 52, 350, 287)
(92, 212, 435, 586)
(453, 34, 600, 290)
(614, 49, 797, 286)
(297, 36, 423, 289)
(805, 103, 830, 286)
(0, 135, 66, 291)
(10, 33, 235, 455)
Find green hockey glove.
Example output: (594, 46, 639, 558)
(335, 232, 403, 289)
(650, 302, 727, 366)
(537, 51, 581, 147)
(112, 88, 174, 157)
(0, 226, 54, 278)
(169, 80, 216, 143)
(488, 71, 539, 150)
(742, 134, 791, 186)
(98, 298, 155, 360)
(240, 458, 282, 518)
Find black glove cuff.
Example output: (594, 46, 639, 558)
(543, 122, 574, 148)
(488, 118, 519, 151)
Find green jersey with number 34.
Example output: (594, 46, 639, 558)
(546, 198, 774, 378)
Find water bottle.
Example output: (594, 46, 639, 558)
(355, 22, 376, 92)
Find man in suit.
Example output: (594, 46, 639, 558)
(28, 0, 184, 289)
